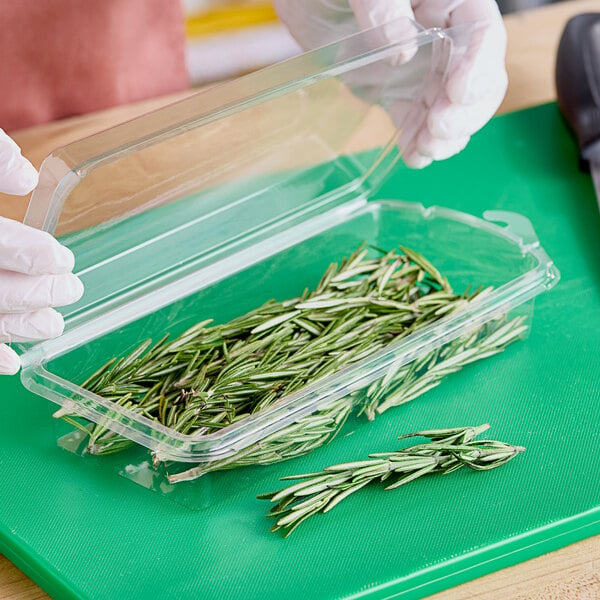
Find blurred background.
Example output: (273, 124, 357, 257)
(0, 0, 573, 131)
(184, 0, 572, 85)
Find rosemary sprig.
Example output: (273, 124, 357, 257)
(167, 394, 354, 483)
(164, 315, 526, 480)
(61, 244, 528, 481)
(259, 424, 525, 536)
(79, 244, 466, 446)
(359, 315, 529, 420)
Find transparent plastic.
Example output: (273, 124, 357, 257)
(18, 22, 559, 477)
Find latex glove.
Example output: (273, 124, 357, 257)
(274, 0, 508, 168)
(0, 130, 83, 375)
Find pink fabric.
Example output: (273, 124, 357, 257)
(0, 0, 189, 131)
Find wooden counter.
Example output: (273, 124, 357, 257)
(2, 1, 599, 598)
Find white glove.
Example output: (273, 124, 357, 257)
(0, 130, 83, 375)
(274, 0, 508, 168)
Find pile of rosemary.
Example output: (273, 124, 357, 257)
(260, 424, 524, 536)
(62, 243, 527, 481)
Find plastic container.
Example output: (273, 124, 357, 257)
(18, 20, 559, 484)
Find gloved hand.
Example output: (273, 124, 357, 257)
(0, 129, 83, 375)
(274, 0, 507, 168)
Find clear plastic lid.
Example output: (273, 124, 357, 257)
(22, 20, 474, 361)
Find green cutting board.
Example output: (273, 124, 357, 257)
(1, 103, 599, 600)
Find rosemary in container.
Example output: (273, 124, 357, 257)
(259, 424, 525, 536)
(59, 244, 527, 482)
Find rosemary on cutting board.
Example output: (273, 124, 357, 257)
(259, 424, 525, 536)
(61, 243, 528, 480)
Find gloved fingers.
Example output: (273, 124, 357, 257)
(0, 216, 75, 276)
(438, 1, 507, 106)
(276, 0, 506, 168)
(412, 0, 505, 42)
(349, 0, 419, 63)
(273, 0, 357, 50)
(411, 1, 506, 105)
(0, 270, 84, 313)
(411, 0, 466, 28)
(0, 308, 64, 343)
(350, 0, 415, 28)
(389, 99, 433, 168)
(391, 96, 469, 164)
(402, 145, 433, 169)
(0, 129, 39, 195)
(415, 127, 470, 160)
(275, 0, 421, 59)
(0, 344, 20, 375)
(428, 74, 508, 140)
(446, 30, 507, 107)
(387, 0, 506, 166)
